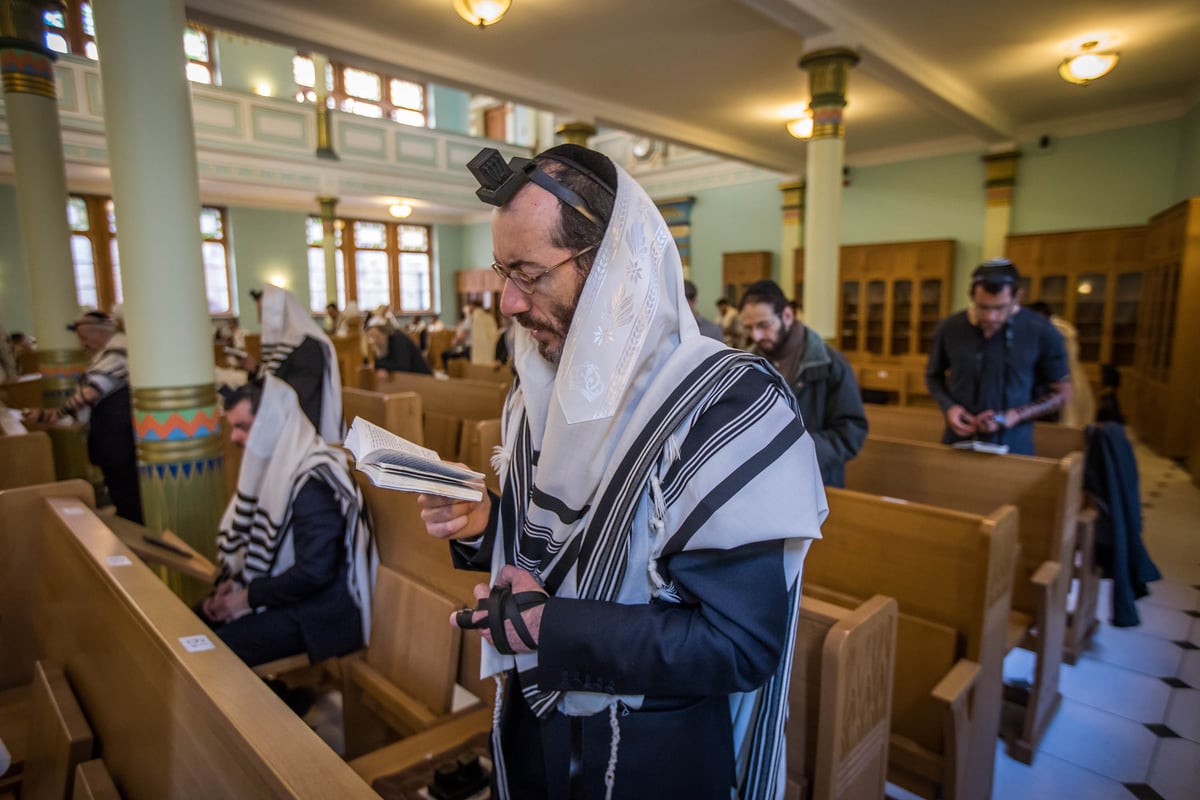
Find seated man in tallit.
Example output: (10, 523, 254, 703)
(197, 378, 375, 669)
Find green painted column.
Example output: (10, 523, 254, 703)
(0, 1, 87, 405)
(799, 47, 859, 339)
(92, 0, 224, 600)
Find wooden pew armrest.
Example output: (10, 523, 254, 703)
(930, 659, 979, 709)
(348, 705, 494, 784)
(1030, 560, 1061, 589)
(349, 657, 442, 735)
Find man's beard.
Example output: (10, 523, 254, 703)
(759, 320, 792, 356)
(514, 272, 587, 365)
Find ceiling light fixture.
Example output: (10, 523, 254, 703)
(1059, 41, 1119, 85)
(389, 203, 413, 219)
(453, 0, 511, 29)
(786, 110, 814, 140)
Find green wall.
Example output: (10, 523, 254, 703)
(1011, 120, 1181, 233)
(213, 32, 296, 99)
(436, 224, 463, 325)
(432, 85, 471, 135)
(842, 150, 986, 306)
(227, 207, 309, 331)
(0, 184, 32, 334)
(1178, 102, 1200, 202)
(683, 177, 783, 315)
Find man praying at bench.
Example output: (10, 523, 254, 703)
(197, 379, 376, 669)
(366, 316, 432, 377)
(418, 144, 826, 799)
(242, 285, 343, 443)
(24, 310, 142, 523)
(925, 258, 1073, 455)
(739, 279, 867, 488)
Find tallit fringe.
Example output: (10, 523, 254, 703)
(604, 701, 622, 800)
(491, 674, 510, 800)
(490, 443, 510, 480)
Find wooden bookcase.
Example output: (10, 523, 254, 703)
(1004, 225, 1147, 372)
(722, 251, 773, 305)
(1124, 199, 1200, 459)
(836, 239, 954, 360)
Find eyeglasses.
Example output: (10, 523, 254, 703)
(491, 244, 596, 294)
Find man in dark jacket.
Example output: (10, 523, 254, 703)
(739, 280, 867, 486)
(366, 317, 432, 376)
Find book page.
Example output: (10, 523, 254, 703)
(345, 416, 440, 462)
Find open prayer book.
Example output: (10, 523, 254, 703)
(343, 417, 484, 502)
(952, 439, 1010, 455)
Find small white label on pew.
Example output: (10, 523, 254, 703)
(105, 555, 133, 567)
(63, 507, 85, 516)
(179, 635, 216, 653)
(880, 496, 909, 505)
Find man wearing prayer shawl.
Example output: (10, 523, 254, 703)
(419, 145, 827, 799)
(248, 285, 343, 443)
(200, 377, 376, 668)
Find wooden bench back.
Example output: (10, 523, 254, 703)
(366, 373, 507, 461)
(789, 594, 897, 800)
(331, 333, 364, 389)
(34, 498, 377, 799)
(425, 330, 457, 373)
(846, 435, 1080, 615)
(461, 418, 502, 495)
(73, 759, 121, 800)
(342, 388, 424, 446)
(864, 404, 1087, 459)
(23, 660, 95, 800)
(0, 376, 44, 409)
(0, 432, 56, 490)
(0, 480, 95, 691)
(354, 477, 492, 704)
(446, 360, 515, 391)
(365, 567, 461, 716)
(807, 489, 1018, 798)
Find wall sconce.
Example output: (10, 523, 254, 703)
(786, 111, 813, 140)
(453, 0, 511, 29)
(253, 81, 272, 97)
(389, 203, 413, 219)
(1060, 41, 1119, 85)
(267, 274, 288, 288)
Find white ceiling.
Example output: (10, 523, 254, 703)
(186, 0, 1200, 175)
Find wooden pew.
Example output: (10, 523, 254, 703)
(365, 373, 507, 462)
(806, 489, 1019, 800)
(425, 329, 457, 373)
(845, 436, 1080, 763)
(73, 760, 121, 800)
(21, 661, 95, 800)
(460, 418, 502, 495)
(0, 431, 55, 490)
(788, 594, 897, 800)
(0, 375, 44, 409)
(332, 333, 365, 389)
(446, 360, 515, 391)
(0, 481, 96, 693)
(32, 497, 378, 798)
(342, 388, 423, 446)
(861, 405, 1099, 664)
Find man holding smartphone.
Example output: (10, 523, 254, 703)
(925, 258, 1073, 455)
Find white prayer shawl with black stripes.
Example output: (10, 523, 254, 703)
(216, 376, 376, 642)
(62, 332, 130, 420)
(483, 164, 827, 799)
(258, 284, 343, 444)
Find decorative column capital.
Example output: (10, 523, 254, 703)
(798, 47, 860, 140)
(0, 0, 61, 42)
(317, 195, 338, 219)
(0, 0, 61, 101)
(555, 121, 597, 146)
(982, 150, 1021, 206)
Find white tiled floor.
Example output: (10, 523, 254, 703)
(988, 440, 1200, 799)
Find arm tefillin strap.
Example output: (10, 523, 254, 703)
(455, 585, 547, 655)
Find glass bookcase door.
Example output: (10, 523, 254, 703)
(1073, 274, 1106, 362)
(890, 280, 913, 355)
(918, 279, 943, 354)
(1039, 275, 1068, 316)
(840, 281, 861, 352)
(1112, 272, 1141, 366)
(865, 280, 886, 355)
